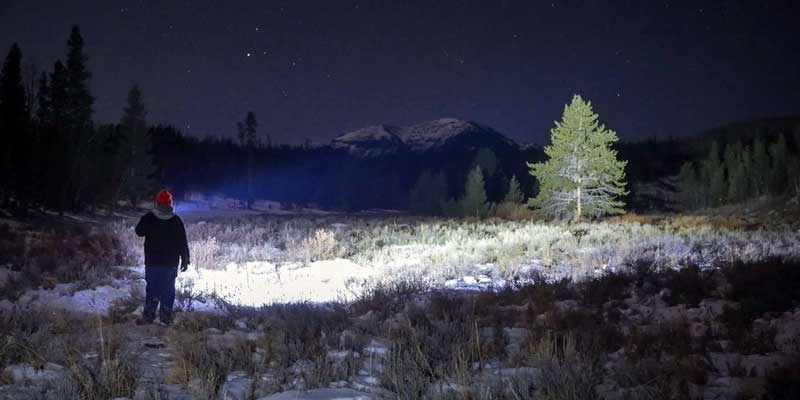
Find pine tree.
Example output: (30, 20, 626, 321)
(60, 26, 95, 211)
(528, 95, 627, 221)
(43, 61, 69, 209)
(724, 142, 750, 203)
(677, 161, 700, 209)
(504, 174, 523, 204)
(120, 85, 155, 206)
(768, 134, 788, 195)
(35, 72, 49, 126)
(461, 165, 490, 218)
(751, 136, 769, 196)
(237, 111, 258, 208)
(0, 44, 30, 209)
(65, 26, 93, 129)
(701, 141, 725, 206)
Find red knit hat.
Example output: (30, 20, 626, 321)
(156, 189, 173, 206)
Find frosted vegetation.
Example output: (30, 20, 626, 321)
(102, 213, 800, 305)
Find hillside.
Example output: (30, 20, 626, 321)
(332, 118, 518, 155)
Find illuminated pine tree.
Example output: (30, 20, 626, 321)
(504, 174, 523, 204)
(528, 95, 627, 221)
(461, 165, 490, 218)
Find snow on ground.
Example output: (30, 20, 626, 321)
(17, 282, 133, 314)
(178, 259, 379, 306)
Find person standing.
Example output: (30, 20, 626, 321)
(135, 189, 190, 326)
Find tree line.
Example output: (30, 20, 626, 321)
(0, 27, 158, 215)
(677, 133, 800, 209)
(2, 28, 631, 221)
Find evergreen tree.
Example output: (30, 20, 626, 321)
(724, 142, 749, 203)
(0, 44, 30, 209)
(35, 72, 49, 125)
(751, 136, 769, 196)
(237, 111, 258, 208)
(677, 161, 701, 209)
(409, 170, 447, 215)
(461, 165, 490, 218)
(43, 61, 69, 209)
(119, 85, 155, 206)
(768, 134, 788, 195)
(504, 174, 523, 204)
(701, 141, 725, 206)
(65, 26, 93, 129)
(60, 26, 95, 211)
(528, 95, 627, 221)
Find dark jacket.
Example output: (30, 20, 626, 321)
(135, 211, 190, 268)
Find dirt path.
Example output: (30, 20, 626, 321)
(126, 325, 194, 400)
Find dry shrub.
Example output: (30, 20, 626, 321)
(668, 215, 709, 231)
(189, 237, 223, 269)
(710, 215, 747, 231)
(295, 228, 340, 262)
(492, 202, 534, 221)
(1, 224, 136, 299)
(609, 213, 662, 225)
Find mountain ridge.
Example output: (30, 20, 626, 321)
(331, 118, 519, 156)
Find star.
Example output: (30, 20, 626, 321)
(246, 52, 251, 57)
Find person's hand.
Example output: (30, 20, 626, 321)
(180, 261, 189, 272)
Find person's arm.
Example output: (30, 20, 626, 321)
(177, 217, 190, 271)
(135, 213, 151, 237)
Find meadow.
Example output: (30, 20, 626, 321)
(1, 211, 800, 399)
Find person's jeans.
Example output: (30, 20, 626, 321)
(143, 266, 178, 324)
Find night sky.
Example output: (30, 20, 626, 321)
(1, 1, 798, 145)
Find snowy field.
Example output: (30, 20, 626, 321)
(3, 206, 800, 399)
(8, 204, 800, 314)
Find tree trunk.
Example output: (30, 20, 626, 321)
(574, 187, 582, 223)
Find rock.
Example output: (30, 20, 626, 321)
(504, 327, 528, 342)
(496, 367, 541, 381)
(4, 362, 66, 384)
(740, 353, 792, 377)
(0, 268, 17, 289)
(552, 300, 580, 313)
(252, 348, 267, 365)
(208, 330, 249, 351)
(772, 308, 800, 353)
(363, 338, 389, 357)
(0, 299, 14, 316)
(704, 377, 765, 399)
(257, 388, 374, 400)
(134, 383, 193, 400)
(0, 386, 39, 400)
(234, 319, 249, 330)
(426, 382, 467, 398)
(689, 322, 709, 338)
(503, 327, 528, 355)
(218, 371, 252, 400)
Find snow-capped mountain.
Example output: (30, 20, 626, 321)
(331, 124, 404, 157)
(398, 118, 517, 152)
(331, 118, 517, 156)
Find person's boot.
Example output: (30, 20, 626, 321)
(136, 317, 154, 326)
